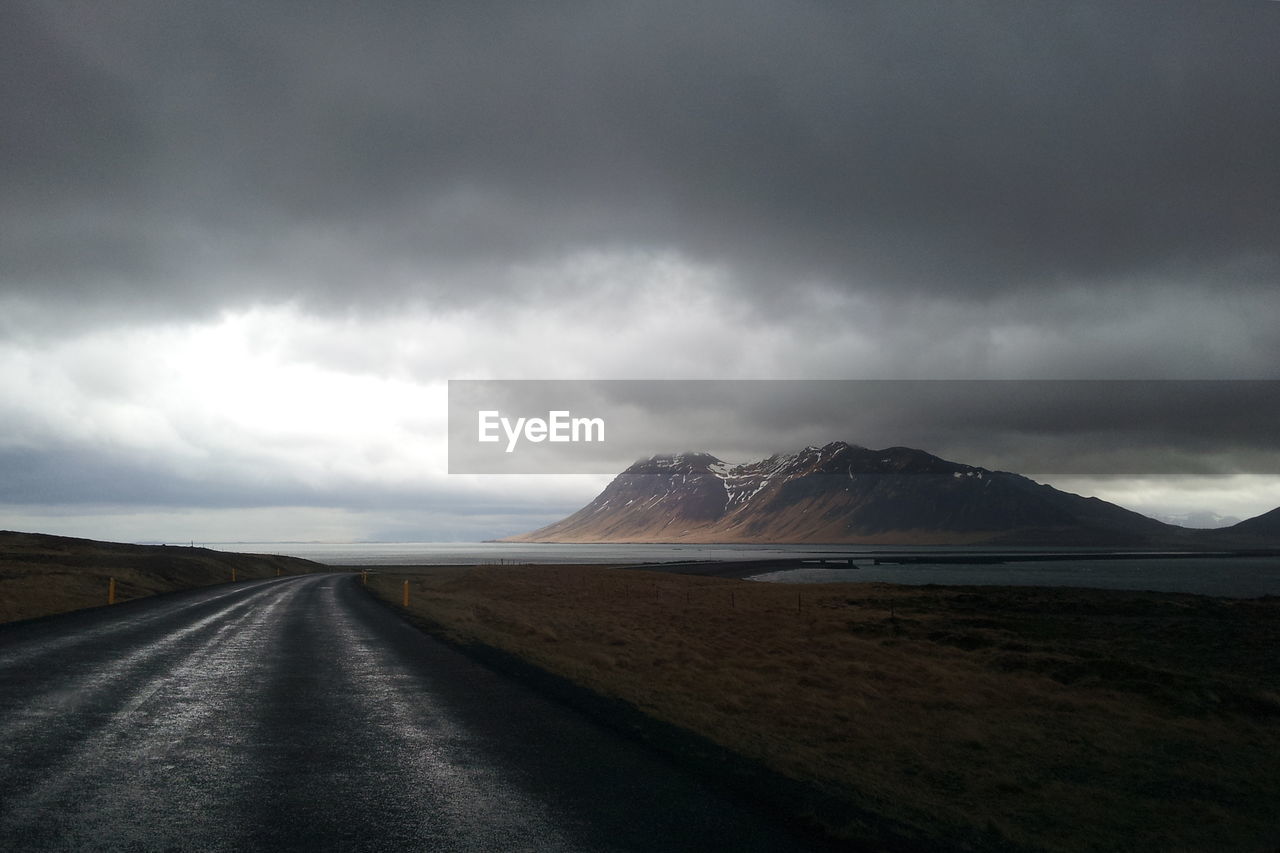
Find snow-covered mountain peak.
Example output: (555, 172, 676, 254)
(507, 440, 1203, 546)
(630, 451, 723, 472)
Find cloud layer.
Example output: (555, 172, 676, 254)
(3, 1, 1278, 540)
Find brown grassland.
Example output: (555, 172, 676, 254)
(0, 530, 320, 623)
(368, 565, 1280, 853)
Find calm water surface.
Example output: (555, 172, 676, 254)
(214, 542, 1280, 598)
(217, 541, 839, 565)
(748, 557, 1280, 598)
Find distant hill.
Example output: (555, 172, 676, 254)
(0, 530, 323, 623)
(1222, 506, 1280, 541)
(508, 441, 1274, 547)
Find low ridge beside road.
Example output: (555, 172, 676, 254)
(0, 530, 322, 623)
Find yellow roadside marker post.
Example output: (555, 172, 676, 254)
(402, 580, 409, 607)
(108, 577, 117, 605)
(361, 570, 368, 585)
(231, 566, 237, 583)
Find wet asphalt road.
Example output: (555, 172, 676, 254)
(0, 574, 823, 852)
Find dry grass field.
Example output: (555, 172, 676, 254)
(368, 565, 1280, 852)
(0, 530, 321, 623)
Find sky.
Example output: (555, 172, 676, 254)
(2, 0, 1278, 543)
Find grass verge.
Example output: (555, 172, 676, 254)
(0, 529, 322, 623)
(367, 564, 1280, 852)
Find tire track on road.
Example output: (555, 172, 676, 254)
(0, 579, 309, 851)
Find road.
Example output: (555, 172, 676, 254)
(0, 574, 824, 852)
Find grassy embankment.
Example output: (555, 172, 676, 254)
(368, 565, 1280, 852)
(0, 530, 321, 623)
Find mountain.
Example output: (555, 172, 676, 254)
(1157, 510, 1242, 529)
(507, 441, 1202, 546)
(1221, 506, 1280, 542)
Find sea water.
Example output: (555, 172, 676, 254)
(212, 541, 1280, 598)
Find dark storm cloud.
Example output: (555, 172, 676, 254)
(4, 0, 1278, 316)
